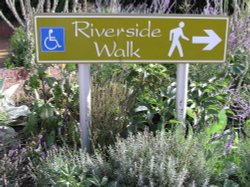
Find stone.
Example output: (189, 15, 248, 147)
(0, 126, 19, 157)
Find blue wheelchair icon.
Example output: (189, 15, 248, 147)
(40, 27, 65, 52)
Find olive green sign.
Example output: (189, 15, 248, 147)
(34, 14, 229, 63)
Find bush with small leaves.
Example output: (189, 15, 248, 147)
(31, 130, 214, 187)
(4, 27, 32, 68)
(0, 146, 35, 187)
(106, 130, 211, 187)
(237, 138, 250, 186)
(30, 146, 111, 187)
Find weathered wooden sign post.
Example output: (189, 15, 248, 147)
(34, 15, 229, 152)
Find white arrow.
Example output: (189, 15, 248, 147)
(192, 29, 222, 51)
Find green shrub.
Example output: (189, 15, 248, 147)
(123, 64, 176, 133)
(0, 147, 34, 187)
(30, 147, 110, 187)
(106, 130, 211, 187)
(24, 64, 80, 147)
(91, 71, 131, 148)
(31, 130, 214, 186)
(0, 79, 30, 126)
(4, 27, 32, 68)
(237, 139, 250, 186)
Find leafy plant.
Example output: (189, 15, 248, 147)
(24, 64, 80, 147)
(106, 129, 214, 187)
(0, 78, 30, 159)
(123, 64, 176, 133)
(198, 120, 240, 185)
(237, 138, 250, 186)
(4, 27, 32, 68)
(0, 146, 35, 187)
(91, 71, 131, 148)
(187, 78, 231, 129)
(30, 146, 110, 187)
(0, 79, 30, 126)
(31, 130, 216, 187)
(0, 126, 18, 157)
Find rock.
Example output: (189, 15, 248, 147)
(0, 126, 19, 157)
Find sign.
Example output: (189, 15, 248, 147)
(34, 14, 229, 63)
(40, 27, 65, 52)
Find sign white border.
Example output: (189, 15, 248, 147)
(34, 15, 229, 63)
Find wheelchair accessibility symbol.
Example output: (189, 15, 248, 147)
(40, 27, 65, 52)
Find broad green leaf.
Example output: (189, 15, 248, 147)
(187, 107, 196, 119)
(245, 120, 250, 127)
(169, 119, 180, 124)
(3, 84, 20, 99)
(207, 108, 219, 115)
(218, 110, 227, 126)
(223, 179, 239, 187)
(135, 105, 148, 112)
(65, 63, 76, 71)
(208, 77, 216, 83)
(205, 110, 227, 142)
(40, 105, 55, 120)
(0, 110, 8, 125)
(6, 105, 31, 119)
(47, 130, 56, 147)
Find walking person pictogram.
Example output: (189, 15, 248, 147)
(168, 21, 189, 57)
